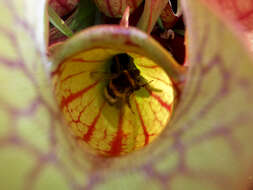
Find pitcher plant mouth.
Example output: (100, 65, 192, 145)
(2, 0, 253, 189)
(50, 25, 186, 156)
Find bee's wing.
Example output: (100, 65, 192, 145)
(146, 85, 163, 92)
(139, 76, 163, 92)
(90, 71, 118, 81)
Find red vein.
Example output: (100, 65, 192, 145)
(107, 108, 124, 156)
(106, 0, 115, 17)
(135, 99, 149, 145)
(149, 101, 163, 126)
(51, 61, 65, 77)
(146, 89, 172, 112)
(116, 0, 123, 16)
(71, 98, 96, 124)
(61, 70, 88, 83)
(147, 0, 154, 33)
(82, 102, 106, 142)
(238, 9, 253, 20)
(60, 81, 99, 109)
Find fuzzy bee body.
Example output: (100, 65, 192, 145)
(103, 53, 145, 109)
(90, 53, 161, 110)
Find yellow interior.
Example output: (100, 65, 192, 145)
(52, 48, 175, 156)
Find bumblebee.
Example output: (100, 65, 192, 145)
(91, 53, 160, 110)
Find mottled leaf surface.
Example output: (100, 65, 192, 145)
(203, 0, 253, 32)
(202, 0, 253, 52)
(0, 0, 253, 190)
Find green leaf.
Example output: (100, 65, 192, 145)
(174, 29, 184, 36)
(48, 5, 73, 37)
(68, 0, 97, 32)
(157, 17, 165, 30)
(49, 0, 97, 44)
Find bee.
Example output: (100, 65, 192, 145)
(90, 53, 160, 110)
